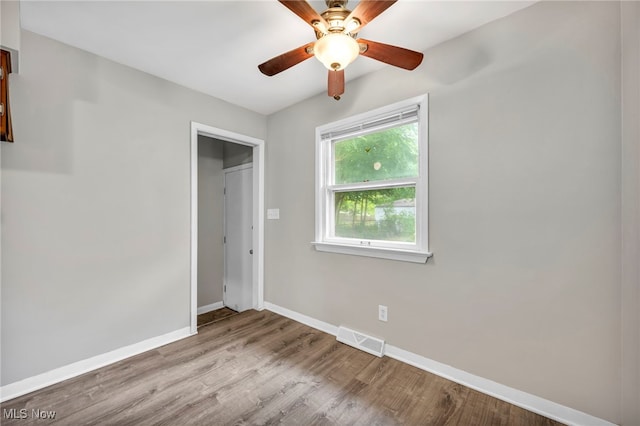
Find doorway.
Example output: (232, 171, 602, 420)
(190, 122, 265, 335)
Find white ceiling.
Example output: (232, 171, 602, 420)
(20, 0, 535, 115)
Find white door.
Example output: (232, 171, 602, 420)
(223, 165, 253, 312)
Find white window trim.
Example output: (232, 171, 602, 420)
(312, 94, 432, 263)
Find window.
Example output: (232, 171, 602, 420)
(313, 94, 431, 263)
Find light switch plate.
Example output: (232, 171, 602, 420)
(267, 208, 280, 220)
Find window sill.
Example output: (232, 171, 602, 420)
(312, 242, 432, 263)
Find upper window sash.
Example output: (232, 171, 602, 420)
(328, 121, 423, 185)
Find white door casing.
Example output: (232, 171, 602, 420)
(190, 121, 265, 335)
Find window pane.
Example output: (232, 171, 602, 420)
(334, 187, 416, 243)
(334, 122, 418, 184)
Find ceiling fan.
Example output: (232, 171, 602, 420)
(258, 0, 424, 100)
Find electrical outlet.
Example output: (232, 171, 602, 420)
(378, 305, 388, 322)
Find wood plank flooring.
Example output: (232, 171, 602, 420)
(1, 310, 564, 425)
(197, 307, 238, 328)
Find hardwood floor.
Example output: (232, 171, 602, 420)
(197, 307, 238, 328)
(1, 310, 563, 425)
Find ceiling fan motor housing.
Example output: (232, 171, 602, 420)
(315, 1, 359, 39)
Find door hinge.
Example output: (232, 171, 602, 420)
(223, 236, 226, 244)
(224, 285, 226, 292)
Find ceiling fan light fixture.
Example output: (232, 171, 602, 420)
(312, 20, 328, 35)
(345, 18, 360, 33)
(314, 33, 359, 71)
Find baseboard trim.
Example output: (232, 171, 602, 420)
(263, 302, 338, 336)
(263, 301, 613, 426)
(0, 326, 192, 403)
(197, 301, 224, 315)
(384, 345, 614, 426)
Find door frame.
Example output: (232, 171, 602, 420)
(190, 122, 265, 334)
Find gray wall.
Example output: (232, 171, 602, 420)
(265, 2, 623, 423)
(0, 30, 266, 385)
(197, 136, 224, 308)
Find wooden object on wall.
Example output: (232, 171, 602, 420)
(1, 49, 14, 142)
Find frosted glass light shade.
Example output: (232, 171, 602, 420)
(314, 33, 359, 71)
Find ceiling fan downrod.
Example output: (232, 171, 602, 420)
(325, 0, 348, 8)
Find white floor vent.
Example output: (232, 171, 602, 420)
(336, 326, 385, 357)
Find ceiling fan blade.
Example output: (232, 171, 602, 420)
(258, 42, 315, 76)
(357, 39, 424, 70)
(279, 0, 328, 29)
(328, 69, 345, 99)
(345, 0, 397, 33)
